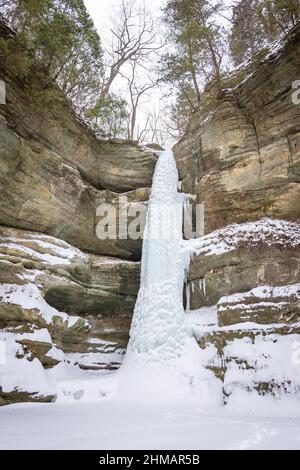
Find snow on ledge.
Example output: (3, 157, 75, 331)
(0, 231, 89, 266)
(0, 283, 87, 329)
(218, 283, 300, 307)
(181, 218, 300, 258)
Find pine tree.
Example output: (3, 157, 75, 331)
(229, 0, 300, 65)
(0, 0, 104, 109)
(161, 0, 226, 103)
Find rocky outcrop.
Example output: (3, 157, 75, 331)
(194, 312, 300, 397)
(0, 20, 157, 193)
(0, 226, 140, 318)
(0, 107, 150, 260)
(174, 26, 300, 233)
(184, 218, 300, 397)
(185, 218, 300, 309)
(0, 18, 157, 262)
(0, 226, 139, 404)
(176, 25, 300, 400)
(217, 283, 300, 326)
(0, 19, 153, 405)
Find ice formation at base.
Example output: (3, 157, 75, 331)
(117, 150, 222, 405)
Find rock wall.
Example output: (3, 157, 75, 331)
(0, 21, 157, 194)
(0, 19, 149, 404)
(1, 17, 300, 404)
(0, 117, 150, 260)
(176, 24, 300, 400)
(174, 25, 300, 233)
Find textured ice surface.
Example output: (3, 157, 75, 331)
(118, 150, 222, 405)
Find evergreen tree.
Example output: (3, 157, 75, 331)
(230, 0, 300, 65)
(0, 0, 104, 109)
(86, 94, 129, 140)
(161, 0, 226, 103)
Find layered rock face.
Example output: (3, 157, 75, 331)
(177, 25, 300, 399)
(0, 20, 157, 194)
(0, 117, 150, 260)
(0, 226, 140, 318)
(174, 26, 300, 233)
(0, 18, 157, 260)
(0, 19, 150, 404)
(1, 17, 300, 405)
(184, 220, 300, 399)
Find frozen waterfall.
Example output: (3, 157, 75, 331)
(117, 150, 222, 405)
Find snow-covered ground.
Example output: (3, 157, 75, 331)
(1, 152, 300, 450)
(1, 395, 300, 450)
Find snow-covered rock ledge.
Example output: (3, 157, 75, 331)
(183, 218, 300, 258)
(218, 283, 300, 326)
(187, 295, 300, 399)
(0, 227, 136, 406)
(183, 218, 300, 311)
(0, 282, 90, 405)
(0, 226, 140, 317)
(182, 219, 300, 399)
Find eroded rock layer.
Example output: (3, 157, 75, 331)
(1, 18, 300, 404)
(174, 26, 300, 233)
(170, 26, 300, 400)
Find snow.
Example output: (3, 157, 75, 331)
(0, 232, 89, 265)
(182, 218, 300, 258)
(67, 315, 85, 328)
(93, 256, 138, 265)
(46, 346, 64, 362)
(16, 328, 52, 343)
(117, 150, 222, 405)
(0, 283, 68, 324)
(0, 242, 71, 265)
(0, 332, 55, 396)
(64, 349, 124, 369)
(0, 398, 300, 450)
(223, 333, 300, 392)
(186, 305, 218, 329)
(0, 284, 89, 400)
(231, 27, 289, 91)
(18, 269, 46, 282)
(219, 283, 300, 305)
(0, 283, 89, 330)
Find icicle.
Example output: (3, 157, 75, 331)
(186, 283, 190, 311)
(203, 276, 206, 296)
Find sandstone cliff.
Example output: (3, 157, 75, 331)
(174, 25, 300, 232)
(1, 18, 300, 404)
(174, 25, 300, 398)
(0, 19, 149, 404)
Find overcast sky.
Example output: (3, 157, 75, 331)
(84, 0, 164, 31)
(84, 0, 167, 141)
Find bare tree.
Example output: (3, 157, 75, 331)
(138, 107, 168, 146)
(122, 61, 157, 140)
(100, 0, 161, 100)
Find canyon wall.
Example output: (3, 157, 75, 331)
(174, 26, 300, 232)
(1, 18, 300, 404)
(0, 19, 149, 404)
(174, 25, 300, 398)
